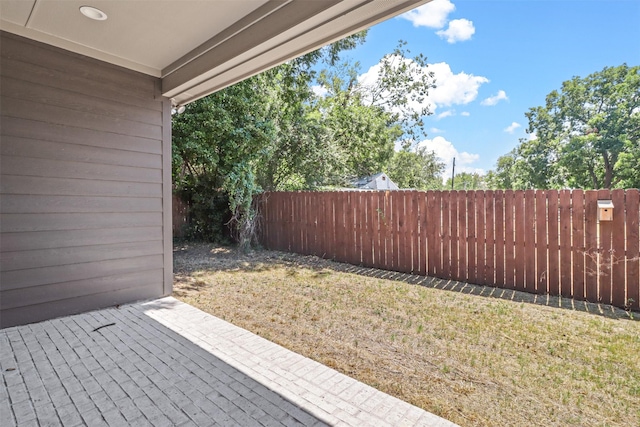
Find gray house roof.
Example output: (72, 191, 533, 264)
(353, 173, 399, 190)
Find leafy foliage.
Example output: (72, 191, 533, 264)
(387, 147, 444, 190)
(172, 34, 440, 245)
(445, 172, 487, 190)
(489, 64, 640, 189)
(172, 77, 271, 246)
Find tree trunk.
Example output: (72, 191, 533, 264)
(602, 151, 614, 189)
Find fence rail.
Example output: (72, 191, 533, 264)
(258, 189, 640, 311)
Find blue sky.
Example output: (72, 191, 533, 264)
(343, 0, 640, 178)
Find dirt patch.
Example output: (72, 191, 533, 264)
(174, 242, 640, 427)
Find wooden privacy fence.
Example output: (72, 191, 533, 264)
(172, 194, 190, 238)
(258, 189, 640, 311)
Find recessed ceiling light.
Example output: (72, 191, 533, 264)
(80, 6, 108, 21)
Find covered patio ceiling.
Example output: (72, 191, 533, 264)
(0, 0, 431, 106)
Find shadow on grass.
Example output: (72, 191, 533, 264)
(174, 242, 637, 322)
(323, 261, 638, 322)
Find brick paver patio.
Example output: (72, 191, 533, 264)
(1, 297, 458, 426)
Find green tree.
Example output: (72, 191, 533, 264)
(172, 77, 272, 246)
(445, 172, 487, 190)
(361, 41, 435, 145)
(172, 34, 440, 245)
(172, 33, 373, 244)
(316, 40, 436, 183)
(255, 63, 330, 191)
(387, 147, 444, 189)
(525, 63, 640, 189)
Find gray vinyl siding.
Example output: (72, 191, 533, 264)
(0, 32, 173, 328)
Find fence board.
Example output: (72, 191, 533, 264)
(288, 193, 295, 252)
(308, 192, 314, 254)
(383, 191, 392, 269)
(426, 191, 435, 276)
(361, 192, 372, 267)
(416, 192, 426, 275)
(287, 192, 293, 252)
(299, 192, 305, 254)
(598, 189, 613, 304)
(267, 193, 275, 250)
(484, 190, 495, 286)
(321, 192, 330, 258)
(368, 192, 377, 266)
(449, 191, 459, 281)
(467, 191, 477, 283)
(370, 192, 378, 267)
(584, 191, 598, 301)
(572, 190, 585, 300)
(535, 191, 547, 294)
(333, 191, 344, 262)
(504, 190, 515, 289)
(302, 192, 307, 253)
(475, 191, 486, 285)
(611, 189, 626, 307)
(410, 191, 420, 274)
(355, 191, 364, 265)
(514, 191, 525, 291)
(386, 191, 398, 270)
(392, 191, 409, 273)
(524, 190, 536, 292)
(458, 191, 468, 282)
(288, 193, 296, 253)
(271, 193, 279, 246)
(300, 192, 307, 254)
(495, 191, 505, 287)
(626, 190, 640, 311)
(344, 191, 352, 262)
(275, 192, 282, 251)
(432, 191, 442, 278)
(547, 191, 560, 296)
(399, 191, 410, 273)
(559, 190, 572, 297)
(347, 192, 356, 264)
(441, 191, 451, 279)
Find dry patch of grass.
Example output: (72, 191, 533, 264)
(174, 242, 640, 427)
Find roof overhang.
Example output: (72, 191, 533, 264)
(0, 0, 431, 105)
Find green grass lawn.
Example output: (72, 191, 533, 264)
(174, 243, 640, 427)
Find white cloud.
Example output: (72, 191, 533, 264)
(357, 60, 489, 117)
(528, 131, 537, 140)
(429, 62, 489, 108)
(430, 127, 445, 134)
(401, 0, 455, 29)
(311, 85, 328, 97)
(436, 19, 475, 43)
(504, 122, 521, 134)
(437, 110, 454, 119)
(417, 136, 483, 180)
(461, 111, 470, 116)
(481, 90, 508, 106)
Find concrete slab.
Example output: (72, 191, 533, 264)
(1, 297, 458, 426)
